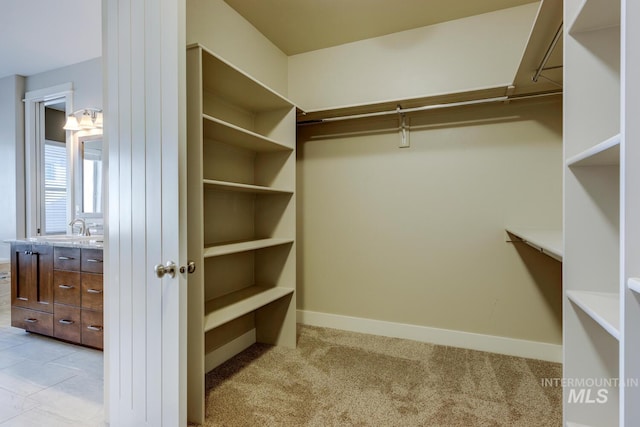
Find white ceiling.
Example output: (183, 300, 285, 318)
(0, 0, 101, 79)
(224, 0, 540, 55)
(0, 0, 543, 80)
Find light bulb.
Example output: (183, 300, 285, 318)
(78, 110, 94, 129)
(63, 115, 80, 131)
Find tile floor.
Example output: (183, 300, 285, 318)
(0, 267, 105, 426)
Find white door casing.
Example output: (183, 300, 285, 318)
(104, 0, 186, 425)
(23, 83, 74, 237)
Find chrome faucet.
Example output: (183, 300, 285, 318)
(69, 218, 90, 236)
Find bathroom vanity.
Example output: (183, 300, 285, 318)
(9, 237, 104, 350)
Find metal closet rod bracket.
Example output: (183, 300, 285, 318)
(398, 105, 410, 148)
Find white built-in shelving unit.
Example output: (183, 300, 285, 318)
(186, 43, 298, 424)
(563, 0, 640, 425)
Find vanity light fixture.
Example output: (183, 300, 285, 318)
(63, 108, 103, 131)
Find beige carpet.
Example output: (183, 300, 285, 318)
(197, 325, 562, 426)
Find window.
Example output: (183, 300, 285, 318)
(43, 141, 68, 234)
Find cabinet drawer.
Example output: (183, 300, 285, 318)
(82, 273, 103, 311)
(81, 310, 103, 350)
(81, 249, 103, 273)
(11, 307, 53, 335)
(54, 247, 81, 271)
(54, 304, 81, 343)
(53, 271, 81, 306)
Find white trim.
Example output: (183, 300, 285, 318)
(23, 84, 74, 237)
(24, 83, 73, 101)
(204, 329, 256, 373)
(297, 310, 562, 363)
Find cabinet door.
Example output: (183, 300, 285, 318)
(32, 245, 54, 313)
(11, 244, 54, 313)
(11, 243, 33, 310)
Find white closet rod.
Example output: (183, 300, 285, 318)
(298, 91, 562, 125)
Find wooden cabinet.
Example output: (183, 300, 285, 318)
(10, 242, 103, 350)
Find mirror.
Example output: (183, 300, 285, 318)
(78, 134, 103, 215)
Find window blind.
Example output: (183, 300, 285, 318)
(44, 142, 67, 234)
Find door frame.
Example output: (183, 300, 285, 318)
(23, 83, 74, 237)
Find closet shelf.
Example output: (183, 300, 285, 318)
(203, 179, 293, 195)
(505, 227, 563, 261)
(203, 114, 293, 152)
(203, 238, 294, 258)
(568, 0, 620, 34)
(204, 286, 294, 333)
(297, 85, 509, 123)
(191, 43, 296, 113)
(628, 278, 640, 294)
(567, 290, 620, 340)
(566, 134, 620, 167)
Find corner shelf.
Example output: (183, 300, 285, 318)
(203, 238, 294, 258)
(204, 286, 294, 332)
(566, 134, 620, 167)
(203, 114, 293, 152)
(203, 179, 293, 195)
(567, 290, 620, 340)
(568, 0, 620, 34)
(195, 43, 295, 112)
(505, 227, 563, 261)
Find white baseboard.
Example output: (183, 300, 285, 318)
(297, 310, 562, 363)
(205, 329, 256, 373)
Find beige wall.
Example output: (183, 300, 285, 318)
(0, 75, 25, 260)
(288, 3, 540, 111)
(186, 1, 563, 346)
(186, 0, 289, 96)
(297, 98, 562, 345)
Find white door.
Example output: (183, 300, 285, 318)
(104, 0, 187, 425)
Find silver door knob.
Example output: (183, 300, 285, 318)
(154, 261, 176, 278)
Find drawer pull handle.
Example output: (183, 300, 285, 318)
(87, 325, 103, 332)
(86, 259, 103, 263)
(87, 289, 103, 294)
(58, 256, 74, 260)
(24, 318, 38, 323)
(58, 284, 75, 289)
(58, 319, 74, 325)
(23, 251, 39, 256)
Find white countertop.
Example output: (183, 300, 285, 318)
(7, 236, 104, 249)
